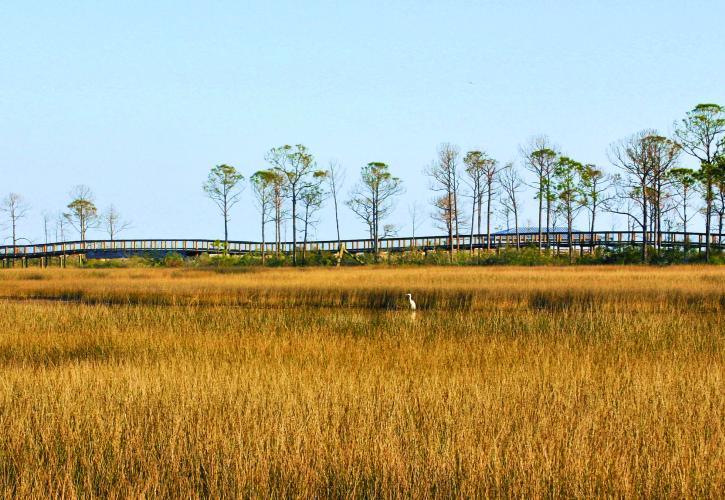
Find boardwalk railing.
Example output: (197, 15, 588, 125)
(1, 230, 724, 262)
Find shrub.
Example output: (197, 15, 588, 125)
(162, 253, 185, 268)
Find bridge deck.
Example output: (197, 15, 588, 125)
(1, 231, 723, 260)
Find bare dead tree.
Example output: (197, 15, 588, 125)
(608, 130, 665, 262)
(326, 160, 346, 250)
(496, 201, 512, 233)
(408, 201, 423, 241)
(1, 193, 30, 247)
(430, 195, 457, 245)
(102, 205, 131, 241)
(42, 211, 52, 244)
(427, 143, 463, 260)
(498, 162, 524, 249)
(348, 192, 374, 240)
(55, 211, 67, 242)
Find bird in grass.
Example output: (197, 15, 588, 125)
(406, 293, 416, 311)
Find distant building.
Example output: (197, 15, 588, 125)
(492, 226, 585, 235)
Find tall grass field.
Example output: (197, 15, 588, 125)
(0, 266, 722, 497)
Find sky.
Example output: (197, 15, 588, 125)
(2, 0, 724, 244)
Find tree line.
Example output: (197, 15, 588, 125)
(2, 103, 725, 264)
(1, 185, 131, 248)
(202, 103, 725, 264)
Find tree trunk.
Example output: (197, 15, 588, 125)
(642, 187, 648, 263)
(261, 217, 266, 265)
(303, 217, 308, 261)
(590, 207, 596, 255)
(469, 185, 476, 252)
(657, 189, 661, 251)
(514, 200, 520, 250)
(291, 190, 298, 265)
(486, 182, 492, 251)
(477, 190, 483, 254)
(705, 188, 712, 262)
(568, 207, 573, 264)
(223, 192, 229, 246)
(453, 185, 459, 252)
(276, 194, 281, 257)
(448, 190, 453, 262)
(333, 188, 341, 251)
(373, 187, 379, 263)
(546, 200, 551, 252)
(545, 176, 551, 252)
(224, 212, 228, 246)
(683, 194, 690, 261)
(537, 185, 543, 252)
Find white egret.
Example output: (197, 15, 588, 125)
(406, 293, 416, 311)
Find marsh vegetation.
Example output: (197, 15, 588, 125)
(0, 267, 722, 497)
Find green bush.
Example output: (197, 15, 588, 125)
(162, 253, 185, 268)
(83, 259, 129, 269)
(65, 244, 725, 269)
(480, 248, 559, 266)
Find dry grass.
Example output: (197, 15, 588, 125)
(3, 266, 725, 312)
(0, 266, 722, 497)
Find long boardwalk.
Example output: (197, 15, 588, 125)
(1, 230, 723, 266)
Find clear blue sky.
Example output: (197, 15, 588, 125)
(2, 1, 724, 243)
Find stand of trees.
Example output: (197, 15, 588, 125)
(347, 162, 403, 262)
(199, 103, 723, 264)
(2, 103, 724, 264)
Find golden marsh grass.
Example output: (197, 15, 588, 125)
(0, 266, 723, 497)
